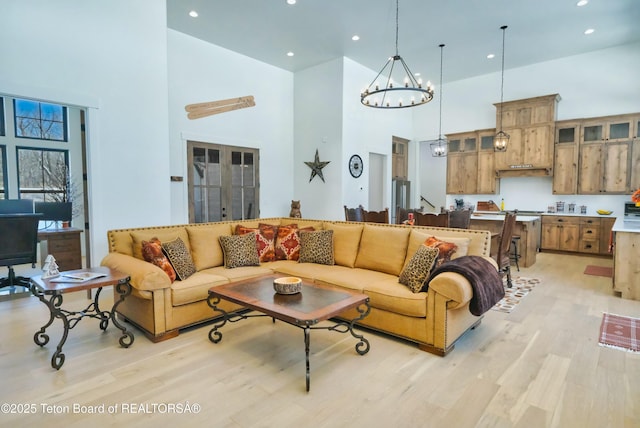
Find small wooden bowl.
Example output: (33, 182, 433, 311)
(273, 277, 302, 294)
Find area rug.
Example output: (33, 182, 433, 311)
(491, 277, 541, 313)
(584, 265, 613, 278)
(598, 313, 639, 353)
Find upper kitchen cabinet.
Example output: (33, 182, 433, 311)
(494, 94, 560, 177)
(476, 129, 499, 194)
(578, 114, 637, 194)
(553, 121, 580, 194)
(446, 131, 478, 194)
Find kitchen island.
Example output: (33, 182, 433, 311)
(612, 218, 640, 301)
(469, 212, 541, 268)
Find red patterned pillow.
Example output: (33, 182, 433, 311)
(234, 224, 277, 263)
(141, 238, 177, 283)
(275, 224, 315, 261)
(424, 236, 458, 268)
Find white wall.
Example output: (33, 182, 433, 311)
(342, 57, 414, 216)
(0, 0, 170, 264)
(167, 30, 294, 222)
(414, 41, 640, 215)
(292, 58, 344, 220)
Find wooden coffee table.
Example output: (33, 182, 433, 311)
(30, 267, 134, 369)
(207, 274, 371, 391)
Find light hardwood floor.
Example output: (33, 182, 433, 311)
(1, 252, 638, 427)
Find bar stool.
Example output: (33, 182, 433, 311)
(511, 235, 521, 271)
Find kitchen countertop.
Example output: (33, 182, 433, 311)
(612, 217, 640, 233)
(471, 213, 540, 222)
(473, 210, 617, 219)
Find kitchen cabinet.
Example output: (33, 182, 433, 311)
(494, 94, 559, 177)
(541, 216, 579, 252)
(552, 121, 580, 194)
(446, 132, 477, 194)
(476, 129, 499, 194)
(541, 215, 614, 256)
(578, 115, 635, 194)
(612, 219, 640, 301)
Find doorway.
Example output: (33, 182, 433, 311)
(368, 152, 386, 211)
(187, 141, 260, 223)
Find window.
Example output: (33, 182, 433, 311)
(0, 97, 5, 136)
(0, 145, 6, 199)
(16, 147, 69, 202)
(13, 98, 68, 141)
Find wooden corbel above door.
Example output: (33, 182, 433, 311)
(185, 95, 255, 119)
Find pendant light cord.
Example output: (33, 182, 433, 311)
(395, 0, 399, 56)
(499, 25, 507, 132)
(438, 44, 444, 139)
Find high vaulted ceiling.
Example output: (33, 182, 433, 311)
(167, 0, 640, 84)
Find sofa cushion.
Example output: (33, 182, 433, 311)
(161, 237, 197, 280)
(131, 229, 190, 261)
(363, 278, 428, 318)
(141, 238, 177, 283)
(323, 222, 363, 268)
(299, 230, 334, 265)
(275, 224, 314, 261)
(219, 233, 261, 268)
(354, 224, 410, 276)
(398, 245, 440, 293)
(203, 265, 274, 282)
(234, 223, 277, 263)
(186, 224, 232, 271)
(170, 271, 230, 306)
(424, 236, 459, 268)
(404, 229, 471, 269)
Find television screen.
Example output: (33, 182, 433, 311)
(34, 202, 73, 221)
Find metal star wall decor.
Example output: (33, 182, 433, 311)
(304, 149, 330, 183)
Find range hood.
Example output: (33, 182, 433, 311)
(495, 166, 552, 178)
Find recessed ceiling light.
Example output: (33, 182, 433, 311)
(577, 0, 588, 6)
(286, 0, 297, 4)
(287, 51, 294, 57)
(487, 54, 495, 59)
(189, 10, 198, 18)
(584, 28, 595, 35)
(352, 35, 360, 41)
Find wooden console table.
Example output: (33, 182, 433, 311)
(37, 228, 82, 271)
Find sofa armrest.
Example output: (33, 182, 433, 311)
(101, 252, 171, 292)
(428, 256, 498, 309)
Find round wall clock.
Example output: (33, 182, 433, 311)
(349, 154, 363, 178)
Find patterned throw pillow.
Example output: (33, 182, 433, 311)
(219, 233, 261, 269)
(399, 245, 440, 293)
(424, 236, 458, 268)
(161, 237, 197, 280)
(275, 224, 315, 261)
(234, 223, 277, 262)
(141, 238, 177, 283)
(299, 230, 334, 265)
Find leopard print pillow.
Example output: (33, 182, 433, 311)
(399, 245, 440, 293)
(219, 233, 260, 269)
(161, 237, 197, 280)
(298, 230, 334, 265)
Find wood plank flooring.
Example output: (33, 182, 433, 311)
(0, 252, 638, 427)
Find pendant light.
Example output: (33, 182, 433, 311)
(494, 25, 509, 152)
(360, 0, 434, 109)
(429, 44, 447, 157)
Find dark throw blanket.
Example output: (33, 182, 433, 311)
(428, 255, 505, 316)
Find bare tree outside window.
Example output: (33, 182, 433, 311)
(17, 148, 81, 217)
(14, 99, 67, 141)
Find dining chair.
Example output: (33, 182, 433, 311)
(362, 207, 389, 224)
(493, 211, 517, 288)
(448, 209, 473, 229)
(413, 212, 448, 227)
(344, 205, 364, 222)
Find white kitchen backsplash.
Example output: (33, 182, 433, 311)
(447, 176, 629, 217)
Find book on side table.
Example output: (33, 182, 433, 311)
(50, 271, 107, 283)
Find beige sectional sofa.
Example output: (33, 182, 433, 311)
(101, 218, 494, 356)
